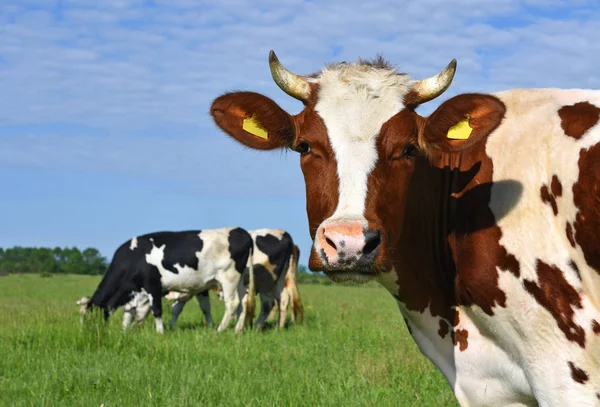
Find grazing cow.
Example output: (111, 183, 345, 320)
(160, 232, 304, 330)
(209, 51, 600, 406)
(250, 229, 301, 329)
(78, 227, 256, 334)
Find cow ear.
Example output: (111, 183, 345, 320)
(421, 93, 506, 153)
(210, 91, 295, 150)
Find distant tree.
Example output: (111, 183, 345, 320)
(53, 246, 63, 262)
(62, 247, 84, 274)
(82, 247, 108, 275)
(0, 245, 109, 276)
(30, 248, 59, 274)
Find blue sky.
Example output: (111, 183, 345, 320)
(1, 0, 599, 266)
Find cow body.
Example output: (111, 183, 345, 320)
(79, 227, 255, 334)
(210, 52, 600, 406)
(376, 89, 600, 406)
(159, 230, 304, 330)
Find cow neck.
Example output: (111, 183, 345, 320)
(392, 141, 494, 324)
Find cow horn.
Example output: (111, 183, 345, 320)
(410, 59, 457, 105)
(269, 50, 311, 102)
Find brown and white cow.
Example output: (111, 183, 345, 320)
(210, 51, 600, 406)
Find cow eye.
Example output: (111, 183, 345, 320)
(390, 143, 418, 161)
(401, 143, 418, 158)
(295, 140, 311, 155)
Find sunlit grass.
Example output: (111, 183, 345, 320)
(0, 274, 458, 406)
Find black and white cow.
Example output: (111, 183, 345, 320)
(152, 229, 305, 330)
(250, 230, 303, 329)
(77, 227, 256, 334)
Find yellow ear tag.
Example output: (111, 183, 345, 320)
(447, 114, 472, 140)
(242, 114, 268, 140)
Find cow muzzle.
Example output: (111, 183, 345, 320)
(310, 219, 385, 281)
(76, 296, 91, 314)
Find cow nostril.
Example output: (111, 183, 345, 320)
(325, 236, 337, 250)
(363, 229, 382, 255)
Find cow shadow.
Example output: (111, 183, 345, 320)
(425, 160, 524, 232)
(413, 160, 524, 393)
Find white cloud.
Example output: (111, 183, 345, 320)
(0, 0, 598, 189)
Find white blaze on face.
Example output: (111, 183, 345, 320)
(314, 65, 412, 222)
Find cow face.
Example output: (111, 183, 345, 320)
(76, 296, 91, 313)
(211, 52, 503, 283)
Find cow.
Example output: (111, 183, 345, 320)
(249, 229, 302, 329)
(209, 50, 600, 406)
(78, 227, 256, 334)
(147, 231, 304, 330)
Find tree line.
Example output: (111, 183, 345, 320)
(0, 246, 373, 286)
(0, 246, 108, 276)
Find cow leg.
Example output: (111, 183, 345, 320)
(163, 291, 192, 329)
(256, 295, 275, 331)
(142, 268, 165, 334)
(135, 294, 152, 326)
(151, 298, 164, 334)
(273, 276, 289, 330)
(287, 287, 296, 323)
(216, 280, 240, 333)
(122, 305, 135, 331)
(234, 278, 250, 334)
(145, 287, 164, 334)
(234, 294, 248, 333)
(278, 288, 290, 330)
(266, 299, 279, 323)
(169, 300, 187, 329)
(196, 291, 213, 327)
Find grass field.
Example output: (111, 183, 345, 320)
(0, 274, 458, 406)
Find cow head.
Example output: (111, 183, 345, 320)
(76, 296, 91, 314)
(211, 51, 504, 283)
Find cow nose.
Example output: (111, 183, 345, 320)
(362, 229, 382, 256)
(318, 222, 383, 267)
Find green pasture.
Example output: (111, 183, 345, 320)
(0, 274, 458, 406)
